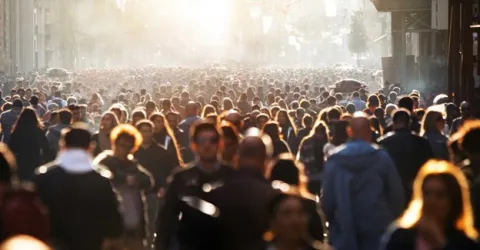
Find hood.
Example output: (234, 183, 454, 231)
(329, 140, 380, 171)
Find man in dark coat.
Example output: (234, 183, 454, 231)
(0, 100, 22, 143)
(378, 108, 434, 202)
(155, 122, 235, 250)
(210, 128, 279, 250)
(35, 127, 123, 250)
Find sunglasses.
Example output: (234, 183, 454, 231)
(196, 136, 219, 145)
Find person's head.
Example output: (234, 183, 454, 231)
(398, 160, 478, 240)
(398, 96, 414, 112)
(221, 121, 240, 163)
(0, 143, 16, 187)
(0, 235, 52, 250)
(185, 101, 199, 117)
(162, 99, 172, 111)
(367, 94, 380, 110)
(415, 108, 426, 122)
(12, 99, 23, 109)
(421, 108, 445, 136)
(346, 103, 356, 115)
(385, 103, 397, 117)
(460, 101, 472, 119)
(130, 109, 145, 125)
(13, 108, 42, 133)
(223, 98, 234, 111)
(136, 120, 155, 145)
(100, 111, 118, 131)
(349, 112, 371, 141)
(392, 108, 411, 130)
(224, 110, 243, 131)
(57, 109, 72, 126)
(150, 112, 168, 134)
(60, 126, 92, 151)
(331, 120, 350, 146)
(267, 155, 310, 197)
(191, 121, 222, 163)
(257, 114, 269, 129)
(110, 124, 142, 159)
(166, 111, 180, 129)
(458, 121, 480, 159)
(69, 105, 81, 122)
(29, 95, 39, 106)
(238, 128, 271, 172)
(267, 194, 308, 243)
(263, 121, 281, 141)
(351, 91, 360, 99)
(302, 114, 313, 128)
(388, 91, 397, 103)
(327, 107, 342, 124)
(145, 101, 157, 117)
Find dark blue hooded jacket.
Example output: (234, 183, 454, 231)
(321, 140, 405, 250)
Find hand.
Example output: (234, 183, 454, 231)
(417, 216, 446, 248)
(126, 175, 136, 187)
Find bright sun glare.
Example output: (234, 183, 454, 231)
(184, 0, 230, 45)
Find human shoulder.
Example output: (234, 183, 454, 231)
(93, 164, 114, 180)
(35, 161, 61, 176)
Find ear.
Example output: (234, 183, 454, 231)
(347, 126, 353, 138)
(190, 142, 198, 153)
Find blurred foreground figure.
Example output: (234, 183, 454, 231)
(155, 122, 234, 250)
(380, 160, 479, 249)
(210, 128, 278, 250)
(35, 125, 123, 250)
(0, 235, 50, 250)
(322, 112, 405, 250)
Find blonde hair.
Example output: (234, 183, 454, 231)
(420, 107, 445, 136)
(110, 124, 143, 153)
(398, 160, 478, 240)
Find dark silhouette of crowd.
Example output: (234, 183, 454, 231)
(0, 67, 479, 250)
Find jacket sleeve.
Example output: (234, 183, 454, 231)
(136, 164, 155, 192)
(321, 158, 336, 223)
(381, 151, 405, 217)
(155, 173, 182, 250)
(99, 179, 124, 239)
(40, 134, 55, 163)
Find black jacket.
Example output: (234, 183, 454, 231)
(155, 163, 235, 250)
(9, 128, 54, 181)
(135, 143, 178, 192)
(209, 168, 280, 250)
(94, 151, 154, 238)
(378, 129, 434, 202)
(380, 226, 479, 250)
(35, 163, 123, 250)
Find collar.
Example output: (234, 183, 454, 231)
(57, 149, 94, 174)
(197, 161, 221, 173)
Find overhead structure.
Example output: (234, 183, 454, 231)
(371, 0, 449, 96)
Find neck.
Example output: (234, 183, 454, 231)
(274, 238, 304, 250)
(142, 142, 152, 149)
(199, 159, 217, 171)
(113, 152, 128, 161)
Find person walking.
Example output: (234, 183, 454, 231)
(35, 127, 124, 250)
(322, 112, 405, 250)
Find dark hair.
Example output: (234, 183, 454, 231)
(12, 100, 23, 109)
(327, 107, 342, 123)
(146, 101, 156, 109)
(191, 121, 221, 143)
(58, 109, 73, 125)
(346, 103, 356, 114)
(374, 107, 385, 120)
(267, 193, 304, 218)
(459, 121, 480, 155)
(352, 91, 360, 98)
(398, 96, 414, 112)
(392, 108, 411, 128)
(263, 121, 281, 140)
(202, 104, 216, 118)
(269, 159, 300, 186)
(62, 128, 91, 149)
(302, 114, 313, 127)
(221, 122, 240, 143)
(331, 120, 350, 146)
(29, 96, 39, 106)
(367, 94, 380, 108)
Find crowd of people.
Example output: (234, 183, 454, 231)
(0, 66, 478, 250)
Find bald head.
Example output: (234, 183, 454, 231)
(185, 101, 198, 116)
(238, 136, 267, 173)
(351, 112, 371, 141)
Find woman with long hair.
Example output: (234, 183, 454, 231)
(263, 121, 291, 158)
(237, 93, 252, 115)
(92, 112, 119, 156)
(201, 105, 216, 118)
(421, 108, 449, 160)
(276, 109, 299, 155)
(369, 116, 382, 142)
(381, 160, 479, 249)
(149, 112, 183, 167)
(89, 93, 104, 111)
(8, 108, 54, 181)
(223, 98, 234, 112)
(267, 154, 326, 242)
(297, 120, 329, 195)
